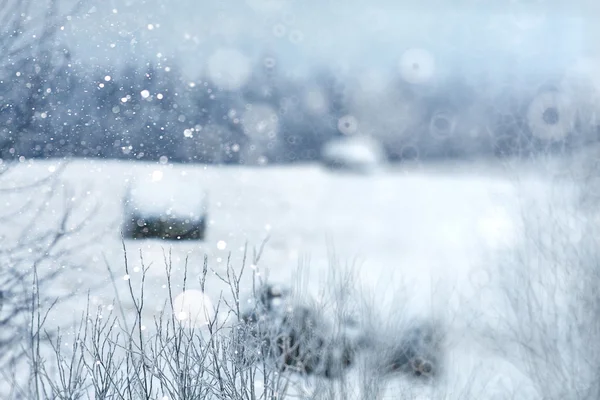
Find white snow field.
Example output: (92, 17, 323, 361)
(0, 156, 589, 398)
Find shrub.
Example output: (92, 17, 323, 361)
(478, 155, 600, 399)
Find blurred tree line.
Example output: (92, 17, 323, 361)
(0, 54, 348, 164)
(0, 2, 597, 165)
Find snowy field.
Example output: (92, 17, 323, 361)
(0, 156, 589, 398)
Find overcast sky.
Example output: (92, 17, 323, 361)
(62, 0, 592, 85)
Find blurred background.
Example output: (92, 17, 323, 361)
(3, 2, 600, 397)
(2, 0, 599, 165)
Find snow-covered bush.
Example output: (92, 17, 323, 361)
(0, 164, 100, 398)
(122, 170, 208, 240)
(476, 156, 600, 399)
(2, 237, 479, 400)
(375, 318, 445, 380)
(239, 283, 368, 379)
(237, 283, 446, 382)
(320, 135, 387, 173)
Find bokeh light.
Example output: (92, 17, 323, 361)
(207, 48, 252, 91)
(242, 104, 280, 142)
(173, 290, 214, 327)
(398, 48, 436, 85)
(526, 90, 576, 141)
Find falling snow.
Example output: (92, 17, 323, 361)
(0, 1, 598, 399)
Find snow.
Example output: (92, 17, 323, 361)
(126, 167, 208, 220)
(321, 136, 387, 173)
(1, 157, 585, 398)
(3, 158, 550, 306)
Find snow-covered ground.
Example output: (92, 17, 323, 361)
(0, 156, 587, 398)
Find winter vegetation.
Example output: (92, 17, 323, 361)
(0, 240, 453, 400)
(1, 154, 598, 400)
(0, 0, 96, 370)
(2, 0, 600, 399)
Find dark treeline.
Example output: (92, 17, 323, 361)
(0, 54, 348, 165)
(0, 6, 597, 165)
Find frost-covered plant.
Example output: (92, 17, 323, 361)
(0, 0, 94, 368)
(1, 241, 462, 400)
(0, 160, 99, 373)
(480, 156, 600, 399)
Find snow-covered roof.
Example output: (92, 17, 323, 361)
(321, 135, 386, 172)
(126, 168, 208, 220)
